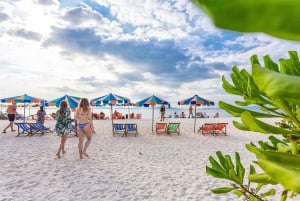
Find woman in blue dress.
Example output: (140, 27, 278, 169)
(55, 100, 71, 158)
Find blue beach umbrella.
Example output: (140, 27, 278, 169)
(136, 95, 169, 133)
(91, 93, 131, 134)
(48, 95, 81, 109)
(0, 94, 45, 122)
(178, 95, 214, 133)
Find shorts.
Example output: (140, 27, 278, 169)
(8, 114, 15, 122)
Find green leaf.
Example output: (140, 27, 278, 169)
(191, 0, 300, 41)
(241, 111, 290, 135)
(211, 187, 236, 194)
(206, 166, 230, 180)
(235, 152, 245, 184)
(257, 159, 300, 193)
(219, 101, 278, 117)
(253, 65, 300, 105)
(261, 189, 276, 197)
(248, 173, 278, 185)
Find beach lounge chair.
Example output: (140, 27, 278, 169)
(15, 122, 32, 137)
(214, 123, 228, 135)
(167, 123, 180, 135)
(198, 123, 215, 135)
(125, 123, 138, 137)
(28, 123, 52, 136)
(156, 122, 167, 134)
(113, 123, 126, 136)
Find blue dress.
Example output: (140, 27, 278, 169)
(55, 108, 72, 136)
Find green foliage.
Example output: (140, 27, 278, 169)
(206, 52, 300, 200)
(191, 0, 300, 41)
(191, 1, 300, 200)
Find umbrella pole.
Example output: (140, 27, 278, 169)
(23, 103, 26, 122)
(111, 104, 114, 135)
(152, 107, 154, 133)
(194, 106, 197, 133)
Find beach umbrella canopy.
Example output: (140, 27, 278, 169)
(178, 95, 214, 133)
(136, 95, 169, 133)
(90, 93, 131, 134)
(0, 94, 45, 122)
(48, 95, 81, 109)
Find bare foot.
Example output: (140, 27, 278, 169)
(79, 155, 83, 159)
(56, 153, 61, 158)
(83, 153, 89, 157)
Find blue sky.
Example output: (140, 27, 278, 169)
(1, 0, 300, 107)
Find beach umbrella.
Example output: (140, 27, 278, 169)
(90, 93, 131, 134)
(178, 95, 214, 133)
(136, 95, 169, 133)
(0, 94, 44, 122)
(48, 95, 81, 110)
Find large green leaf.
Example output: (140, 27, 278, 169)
(192, 0, 300, 41)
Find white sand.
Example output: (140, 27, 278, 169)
(0, 117, 280, 201)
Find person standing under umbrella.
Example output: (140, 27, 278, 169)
(160, 104, 166, 121)
(75, 98, 93, 159)
(36, 105, 46, 125)
(55, 100, 71, 158)
(188, 104, 193, 118)
(2, 101, 17, 133)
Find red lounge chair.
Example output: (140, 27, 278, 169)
(156, 123, 167, 134)
(214, 123, 228, 135)
(198, 123, 215, 135)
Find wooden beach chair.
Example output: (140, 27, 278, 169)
(198, 123, 215, 135)
(167, 122, 180, 135)
(214, 123, 228, 136)
(125, 123, 138, 137)
(156, 122, 167, 134)
(15, 122, 32, 137)
(113, 123, 126, 136)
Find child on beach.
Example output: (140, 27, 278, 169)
(55, 100, 72, 158)
(75, 98, 93, 159)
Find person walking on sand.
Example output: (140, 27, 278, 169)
(188, 104, 193, 118)
(55, 100, 72, 158)
(160, 104, 166, 121)
(36, 105, 46, 125)
(75, 98, 93, 159)
(2, 101, 17, 133)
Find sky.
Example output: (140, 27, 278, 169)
(1, 0, 300, 107)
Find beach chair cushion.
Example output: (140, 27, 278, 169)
(156, 123, 167, 134)
(125, 123, 138, 137)
(113, 123, 126, 136)
(15, 122, 32, 137)
(167, 123, 180, 135)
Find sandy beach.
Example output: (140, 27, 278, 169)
(0, 117, 280, 201)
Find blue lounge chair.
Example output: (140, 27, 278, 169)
(125, 123, 138, 137)
(29, 123, 53, 136)
(15, 122, 32, 137)
(113, 123, 126, 136)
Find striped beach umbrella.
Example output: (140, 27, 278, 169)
(48, 95, 81, 110)
(136, 95, 169, 133)
(91, 93, 131, 135)
(0, 94, 45, 122)
(178, 95, 214, 133)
